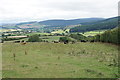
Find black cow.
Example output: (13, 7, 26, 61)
(81, 40, 87, 42)
(90, 40, 95, 43)
(54, 41, 59, 43)
(21, 40, 25, 42)
(64, 40, 69, 44)
(14, 41, 21, 43)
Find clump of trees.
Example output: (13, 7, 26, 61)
(69, 33, 86, 41)
(28, 35, 42, 42)
(93, 27, 120, 44)
(59, 37, 72, 42)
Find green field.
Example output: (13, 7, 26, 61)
(24, 32, 51, 36)
(51, 29, 70, 34)
(4, 36, 63, 43)
(81, 30, 106, 37)
(40, 36, 63, 42)
(2, 42, 119, 78)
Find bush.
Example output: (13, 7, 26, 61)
(59, 37, 71, 42)
(28, 35, 42, 42)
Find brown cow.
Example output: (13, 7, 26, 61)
(21, 42, 27, 45)
(54, 41, 59, 43)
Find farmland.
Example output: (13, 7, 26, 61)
(2, 42, 119, 78)
(81, 30, 106, 37)
(1, 19, 119, 78)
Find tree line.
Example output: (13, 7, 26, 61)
(93, 27, 120, 44)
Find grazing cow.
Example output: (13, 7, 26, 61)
(54, 41, 59, 43)
(64, 40, 69, 44)
(21, 42, 27, 45)
(81, 40, 87, 42)
(90, 40, 95, 43)
(45, 41, 49, 43)
(14, 41, 20, 43)
(21, 40, 25, 42)
(21, 40, 27, 45)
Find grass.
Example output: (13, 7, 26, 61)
(24, 32, 51, 36)
(81, 30, 106, 37)
(51, 29, 70, 34)
(2, 42, 119, 78)
(40, 36, 63, 42)
(4, 36, 62, 43)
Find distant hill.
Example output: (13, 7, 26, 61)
(16, 21, 37, 25)
(1, 24, 20, 29)
(70, 17, 118, 32)
(39, 18, 105, 28)
(1, 18, 104, 29)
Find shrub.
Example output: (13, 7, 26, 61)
(59, 37, 71, 42)
(28, 35, 42, 42)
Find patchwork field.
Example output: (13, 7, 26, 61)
(81, 30, 106, 37)
(2, 42, 119, 78)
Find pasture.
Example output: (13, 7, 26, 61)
(51, 29, 70, 34)
(2, 42, 119, 78)
(25, 32, 51, 36)
(39, 36, 63, 42)
(81, 30, 106, 37)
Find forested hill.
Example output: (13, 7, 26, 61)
(70, 17, 118, 32)
(38, 18, 104, 27)
(1, 18, 104, 29)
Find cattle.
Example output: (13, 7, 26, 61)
(64, 40, 69, 44)
(44, 40, 49, 43)
(21, 40, 27, 45)
(81, 40, 87, 42)
(90, 40, 95, 43)
(21, 40, 25, 42)
(21, 42, 27, 45)
(14, 41, 21, 43)
(54, 41, 59, 43)
(43, 40, 46, 42)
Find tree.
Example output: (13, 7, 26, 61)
(93, 27, 120, 44)
(28, 35, 42, 42)
(59, 37, 71, 42)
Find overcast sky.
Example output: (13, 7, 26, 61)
(0, 0, 119, 23)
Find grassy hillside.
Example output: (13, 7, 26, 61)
(80, 30, 106, 37)
(2, 42, 119, 78)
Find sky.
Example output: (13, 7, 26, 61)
(0, 0, 119, 23)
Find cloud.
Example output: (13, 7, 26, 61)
(0, 0, 119, 23)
